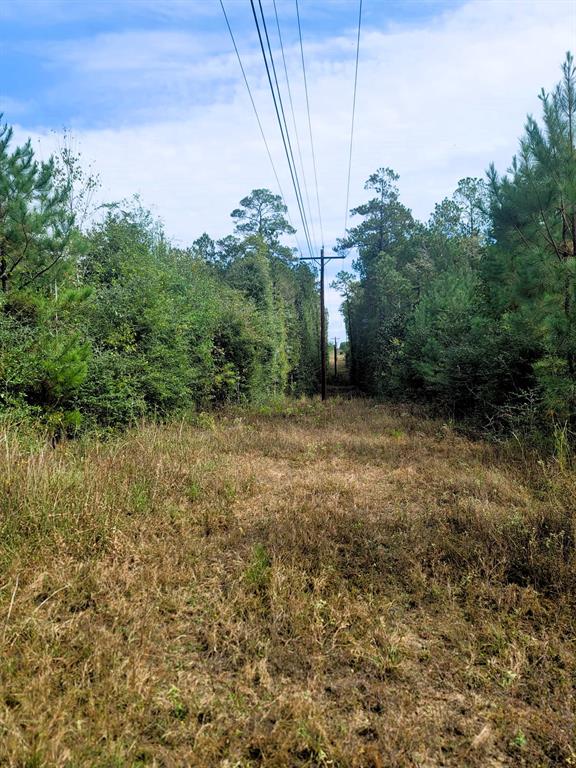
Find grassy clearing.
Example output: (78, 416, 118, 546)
(0, 399, 575, 767)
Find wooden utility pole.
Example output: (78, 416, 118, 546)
(301, 245, 345, 401)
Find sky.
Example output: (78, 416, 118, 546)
(1, 0, 575, 339)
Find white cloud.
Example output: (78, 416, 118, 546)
(0, 96, 31, 118)
(14, 0, 575, 338)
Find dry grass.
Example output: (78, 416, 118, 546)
(0, 399, 575, 767)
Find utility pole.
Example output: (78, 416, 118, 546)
(334, 337, 338, 378)
(301, 245, 345, 401)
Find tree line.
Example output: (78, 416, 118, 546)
(333, 53, 576, 445)
(0, 126, 320, 434)
(2, 53, 573, 444)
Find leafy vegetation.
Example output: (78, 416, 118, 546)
(1, 51, 575, 768)
(1, 401, 574, 766)
(0, 133, 320, 435)
(334, 53, 576, 448)
(2, 54, 575, 451)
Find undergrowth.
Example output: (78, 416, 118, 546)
(0, 399, 574, 766)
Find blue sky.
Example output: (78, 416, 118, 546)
(1, 0, 574, 337)
(1, 1, 462, 129)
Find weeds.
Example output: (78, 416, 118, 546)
(0, 399, 574, 766)
(245, 544, 271, 592)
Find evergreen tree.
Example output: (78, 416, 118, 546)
(0, 117, 74, 294)
(336, 168, 415, 275)
(335, 168, 416, 392)
(487, 52, 576, 421)
(231, 188, 295, 261)
(330, 271, 358, 381)
(453, 177, 489, 237)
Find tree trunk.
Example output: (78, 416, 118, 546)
(564, 271, 575, 377)
(0, 253, 7, 293)
(345, 297, 355, 383)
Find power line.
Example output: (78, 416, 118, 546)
(272, 0, 318, 252)
(219, 0, 304, 257)
(249, 0, 315, 259)
(344, 0, 363, 236)
(253, 0, 315, 260)
(295, 0, 324, 246)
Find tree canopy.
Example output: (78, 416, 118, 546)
(332, 53, 576, 442)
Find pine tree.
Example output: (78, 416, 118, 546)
(231, 188, 295, 261)
(334, 168, 416, 391)
(487, 52, 576, 420)
(453, 177, 489, 237)
(0, 116, 74, 294)
(336, 168, 415, 275)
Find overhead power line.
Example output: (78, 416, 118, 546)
(272, 0, 318, 252)
(344, 0, 363, 236)
(219, 0, 304, 257)
(295, 0, 324, 246)
(251, 0, 316, 259)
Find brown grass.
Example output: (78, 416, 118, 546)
(1, 399, 575, 767)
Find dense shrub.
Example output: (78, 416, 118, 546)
(0, 118, 320, 432)
(334, 54, 576, 444)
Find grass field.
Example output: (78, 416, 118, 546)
(1, 399, 575, 767)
